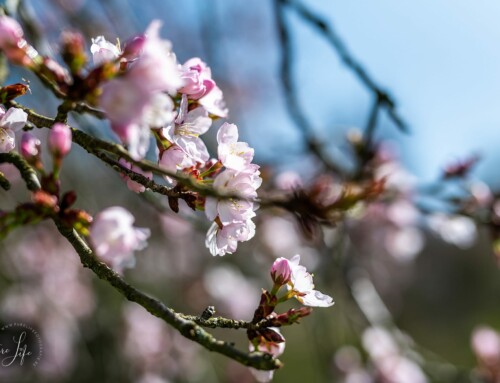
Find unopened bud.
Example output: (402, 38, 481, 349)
(0, 16, 24, 48)
(0, 83, 29, 102)
(49, 123, 72, 157)
(270, 257, 292, 286)
(122, 35, 145, 60)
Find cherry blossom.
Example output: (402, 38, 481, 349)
(90, 36, 121, 65)
(97, 21, 182, 160)
(286, 254, 334, 307)
(205, 167, 260, 222)
(158, 145, 196, 184)
(162, 95, 211, 164)
(0, 15, 36, 66)
(89, 206, 150, 271)
(249, 327, 285, 383)
(0, 106, 28, 153)
(205, 219, 256, 257)
(179, 57, 215, 99)
(127, 20, 183, 95)
(217, 122, 254, 171)
(118, 159, 153, 193)
(20, 132, 41, 159)
(199, 85, 228, 118)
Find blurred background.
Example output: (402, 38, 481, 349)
(1, 0, 500, 382)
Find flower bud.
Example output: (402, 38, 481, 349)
(0, 83, 29, 102)
(49, 123, 72, 157)
(270, 257, 292, 286)
(0, 16, 36, 67)
(0, 16, 24, 48)
(122, 35, 145, 60)
(20, 132, 41, 160)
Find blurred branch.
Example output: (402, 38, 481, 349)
(273, 0, 345, 176)
(282, 0, 408, 133)
(0, 171, 10, 190)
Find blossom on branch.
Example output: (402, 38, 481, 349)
(96, 20, 182, 160)
(89, 206, 151, 271)
(217, 122, 254, 171)
(0, 106, 28, 153)
(0, 15, 36, 67)
(118, 159, 153, 193)
(90, 36, 121, 66)
(179, 57, 215, 100)
(283, 254, 334, 307)
(162, 95, 211, 164)
(249, 327, 285, 383)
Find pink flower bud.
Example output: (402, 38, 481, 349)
(122, 35, 146, 60)
(0, 16, 24, 48)
(49, 123, 72, 157)
(270, 257, 292, 286)
(20, 132, 41, 159)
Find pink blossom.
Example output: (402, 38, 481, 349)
(163, 96, 211, 163)
(204, 167, 261, 224)
(179, 57, 215, 99)
(142, 93, 176, 128)
(199, 85, 228, 118)
(90, 35, 121, 65)
(217, 123, 254, 171)
(249, 328, 285, 383)
(286, 254, 334, 307)
(205, 219, 256, 256)
(0, 16, 36, 66)
(0, 106, 28, 153)
(472, 326, 500, 366)
(158, 145, 196, 184)
(100, 77, 150, 128)
(127, 20, 183, 95)
(118, 159, 153, 193)
(100, 83, 174, 160)
(20, 132, 41, 159)
(271, 257, 292, 286)
(122, 35, 146, 60)
(48, 123, 72, 157)
(90, 206, 151, 270)
(0, 16, 24, 48)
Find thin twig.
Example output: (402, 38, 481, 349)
(273, 0, 345, 176)
(282, 0, 408, 133)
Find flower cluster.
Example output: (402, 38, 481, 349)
(90, 24, 255, 257)
(89, 206, 151, 272)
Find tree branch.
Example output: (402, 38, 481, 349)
(282, 0, 408, 133)
(52, 219, 282, 371)
(0, 151, 282, 371)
